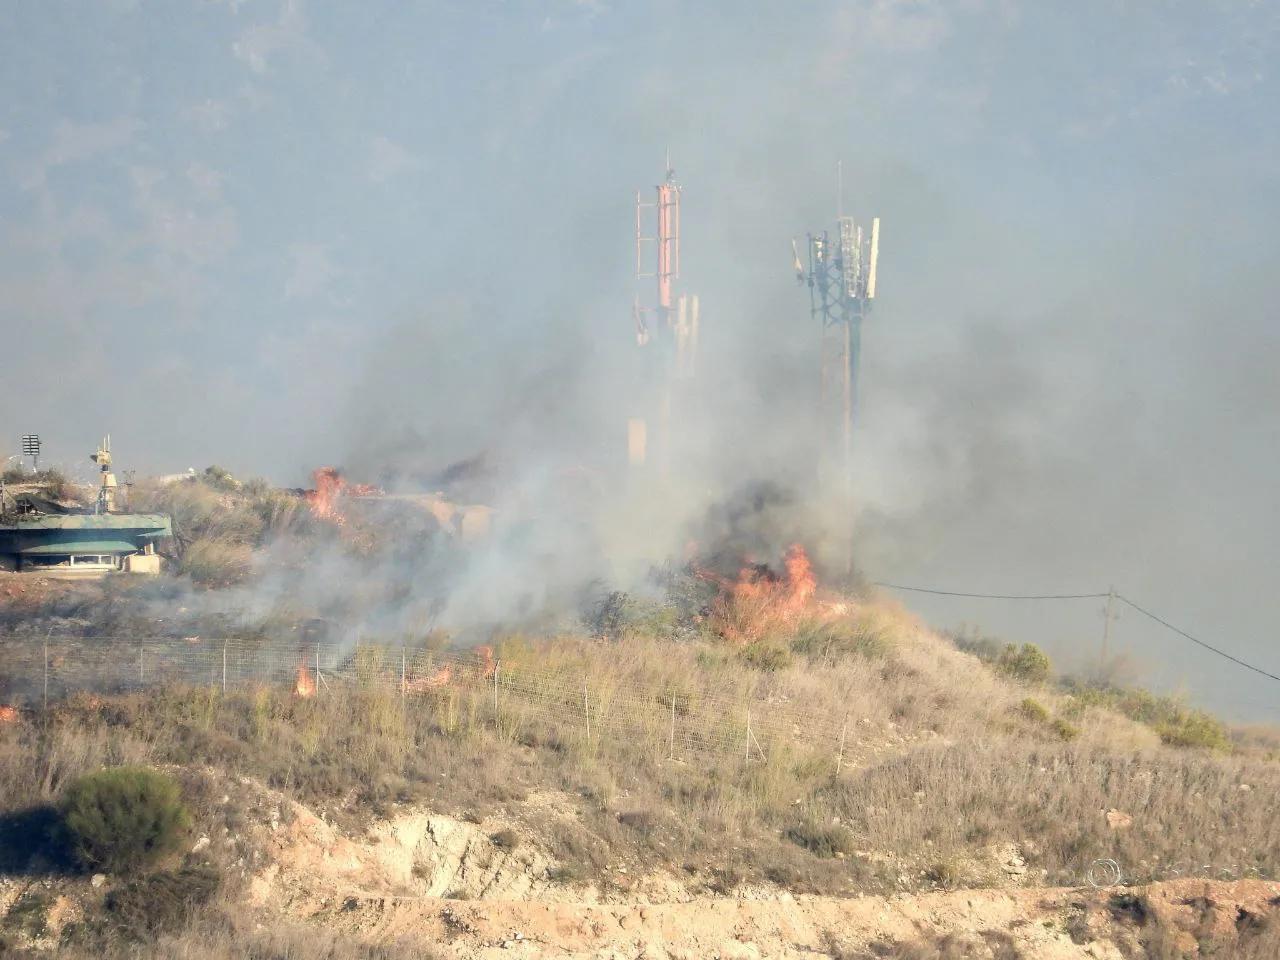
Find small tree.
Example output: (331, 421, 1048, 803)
(60, 767, 190, 873)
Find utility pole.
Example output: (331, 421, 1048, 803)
(1100, 586, 1118, 674)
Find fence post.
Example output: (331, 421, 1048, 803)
(745, 708, 752, 762)
(669, 696, 676, 759)
(222, 640, 228, 694)
(400, 645, 406, 702)
(836, 720, 847, 776)
(43, 634, 49, 712)
(314, 643, 321, 696)
(583, 681, 590, 742)
(139, 644, 145, 684)
(493, 661, 500, 716)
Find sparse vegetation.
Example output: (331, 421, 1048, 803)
(489, 828, 520, 852)
(784, 817, 856, 859)
(791, 612, 894, 662)
(179, 537, 255, 585)
(3, 890, 53, 939)
(99, 865, 222, 939)
(1017, 697, 1049, 723)
(0, 577, 1276, 955)
(951, 629, 1051, 684)
(1064, 684, 1232, 751)
(131, 470, 310, 574)
(0, 466, 80, 502)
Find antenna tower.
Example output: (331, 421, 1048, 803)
(629, 156, 699, 472)
(91, 434, 117, 514)
(796, 167, 880, 575)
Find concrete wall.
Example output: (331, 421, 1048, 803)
(123, 553, 162, 575)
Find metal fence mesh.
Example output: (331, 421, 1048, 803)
(0, 636, 852, 768)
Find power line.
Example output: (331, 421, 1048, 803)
(1115, 594, 1280, 684)
(873, 582, 1108, 601)
(873, 580, 1280, 685)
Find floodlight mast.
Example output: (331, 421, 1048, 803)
(21, 434, 40, 473)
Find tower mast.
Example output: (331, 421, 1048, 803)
(629, 157, 699, 474)
(797, 171, 880, 576)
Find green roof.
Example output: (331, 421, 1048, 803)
(0, 513, 171, 535)
(20, 540, 143, 555)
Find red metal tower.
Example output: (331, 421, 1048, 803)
(629, 159, 699, 470)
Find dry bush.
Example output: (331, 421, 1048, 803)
(98, 865, 221, 939)
(180, 537, 254, 585)
(133, 472, 307, 557)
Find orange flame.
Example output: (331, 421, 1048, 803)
(0, 705, 19, 723)
(295, 664, 316, 697)
(700, 543, 820, 645)
(304, 467, 383, 525)
(403, 645, 495, 694)
(476, 644, 496, 679)
(405, 665, 453, 693)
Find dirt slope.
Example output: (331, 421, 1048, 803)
(294, 879, 1280, 959)
(240, 797, 1279, 958)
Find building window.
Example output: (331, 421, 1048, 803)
(69, 554, 116, 568)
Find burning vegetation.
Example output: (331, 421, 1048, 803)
(303, 467, 383, 525)
(403, 644, 495, 694)
(698, 543, 823, 644)
(294, 664, 317, 698)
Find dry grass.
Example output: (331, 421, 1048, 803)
(1, 592, 1276, 905)
(50, 903, 434, 959)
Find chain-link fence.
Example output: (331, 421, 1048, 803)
(0, 635, 852, 768)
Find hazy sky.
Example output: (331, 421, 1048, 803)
(2, 1, 1278, 719)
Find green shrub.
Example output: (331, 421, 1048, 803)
(740, 641, 793, 672)
(1050, 718, 1081, 742)
(1061, 683, 1229, 750)
(996, 643, 1052, 684)
(1018, 698, 1050, 723)
(1158, 710, 1230, 750)
(60, 767, 190, 873)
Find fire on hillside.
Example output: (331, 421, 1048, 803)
(304, 467, 383, 525)
(295, 664, 317, 698)
(404, 644, 496, 693)
(697, 543, 836, 644)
